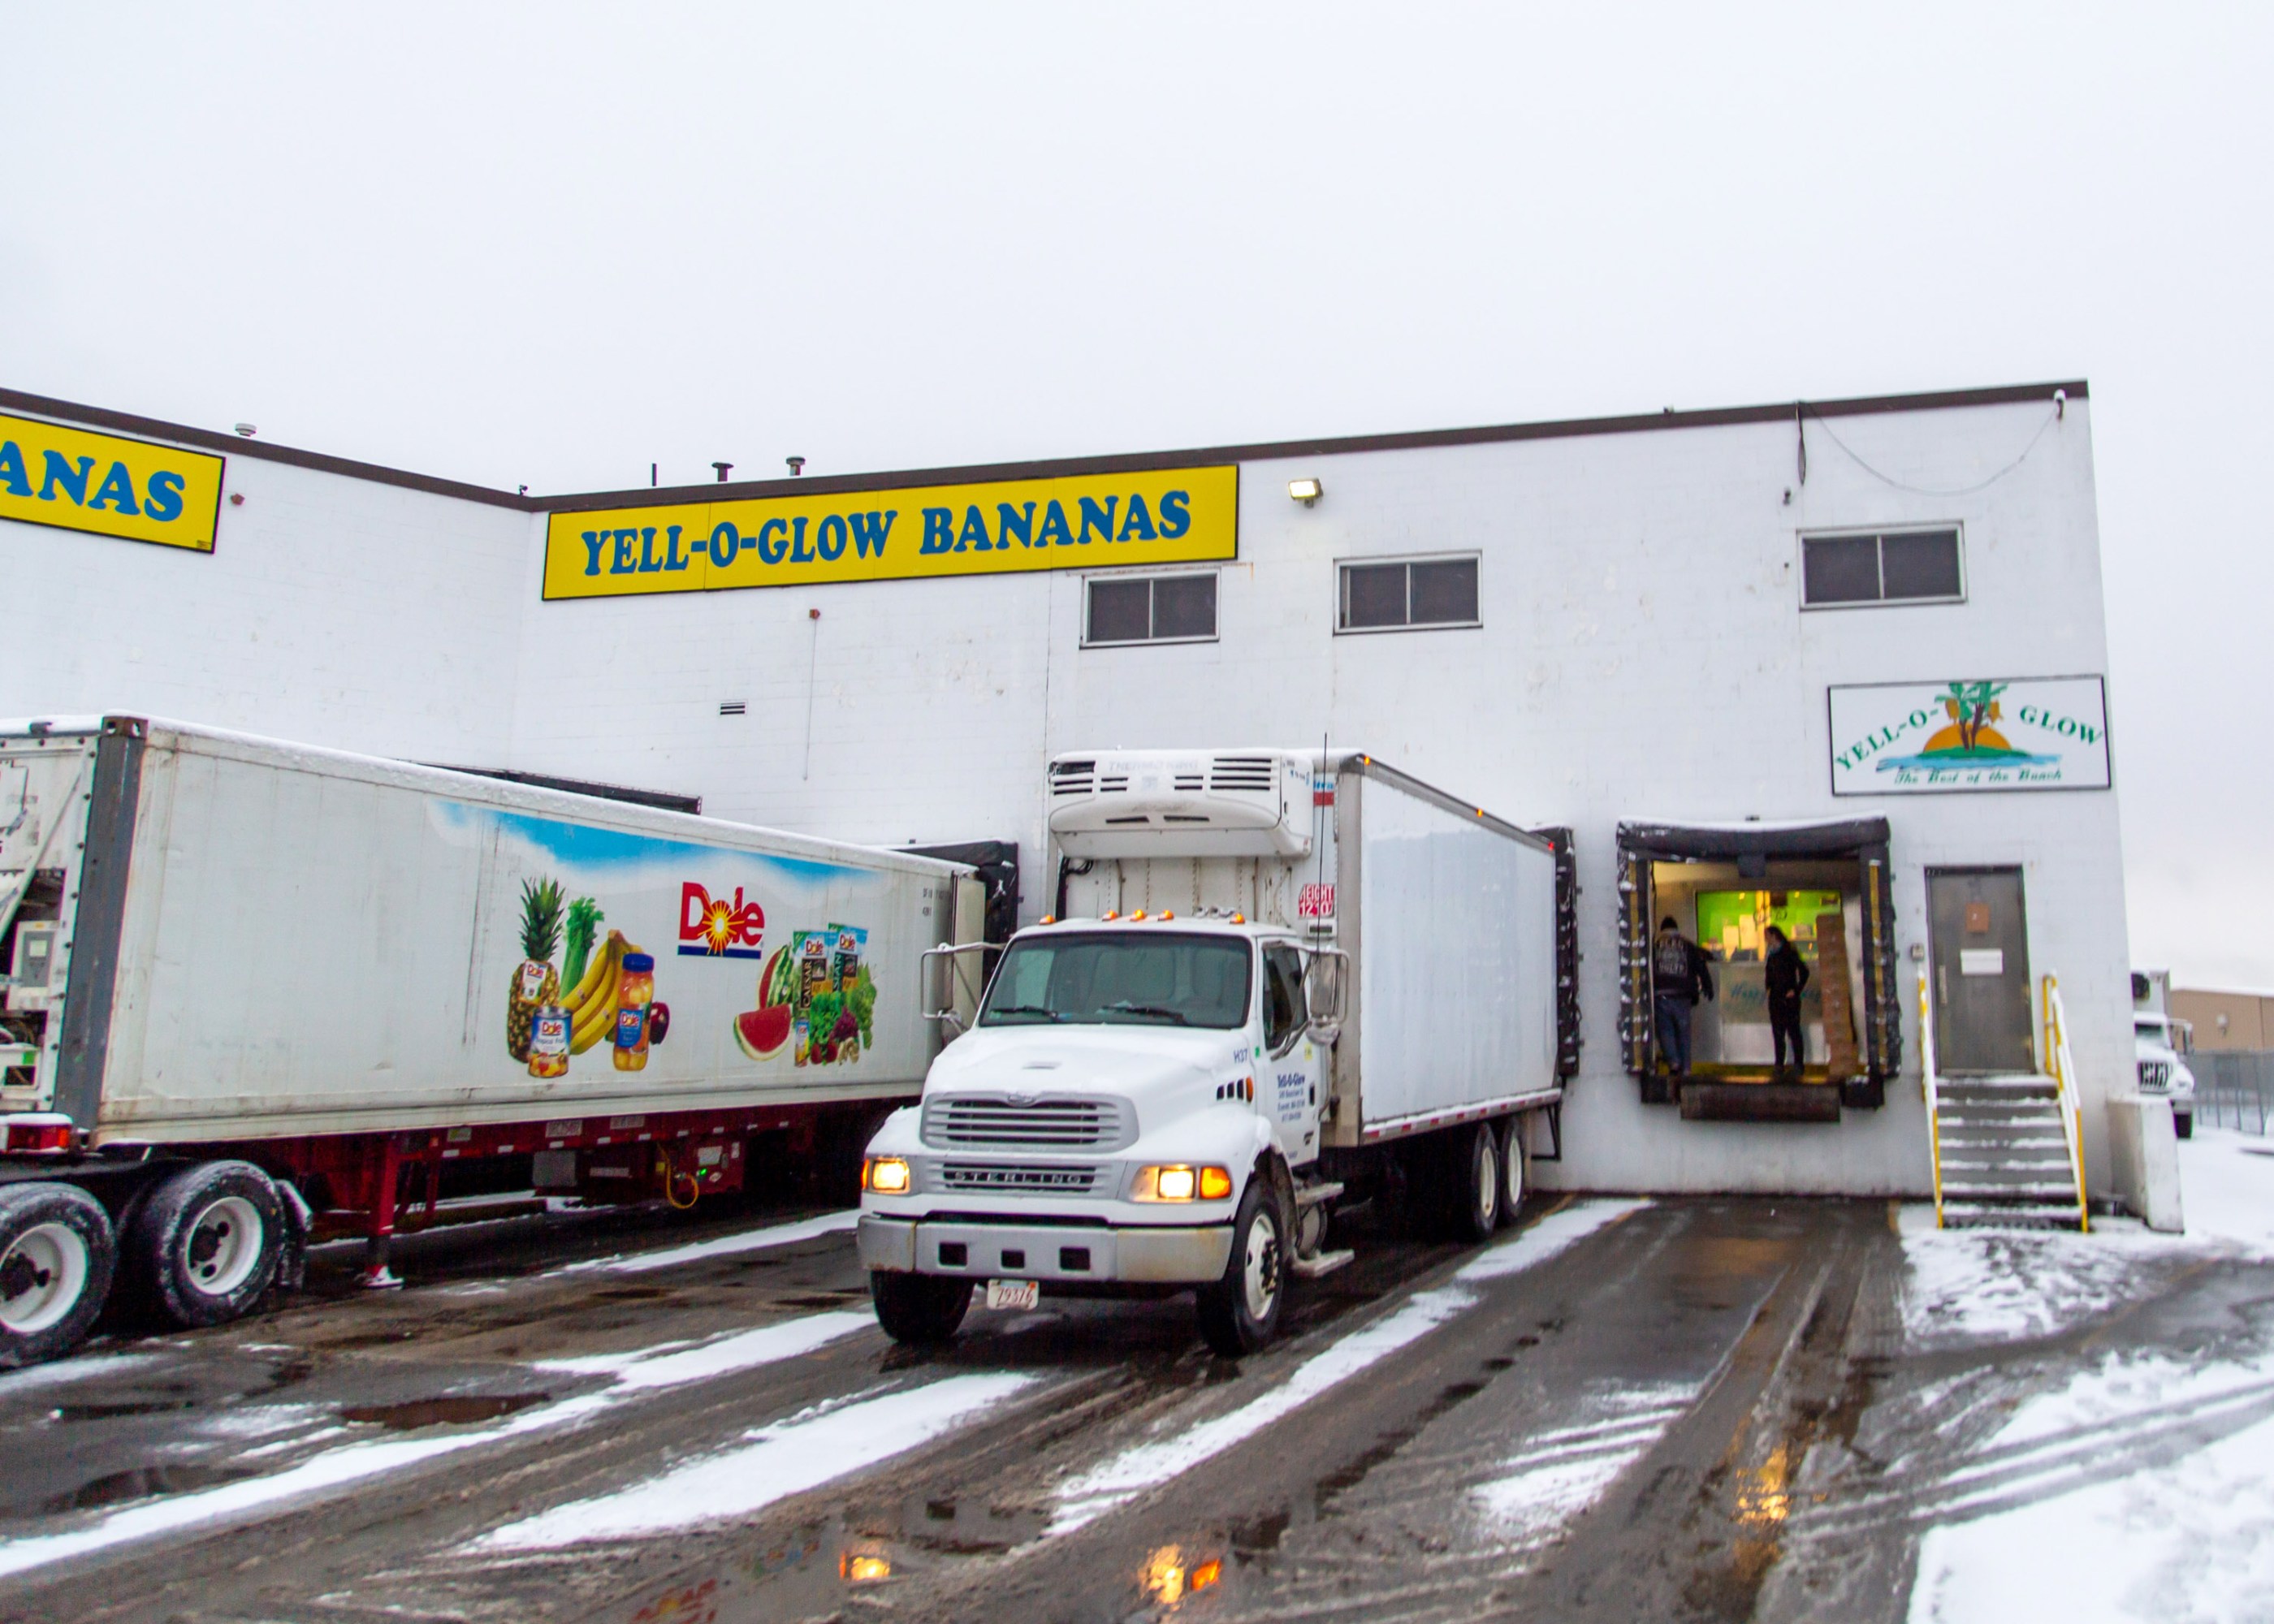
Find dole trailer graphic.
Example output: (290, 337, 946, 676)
(681, 882, 767, 958)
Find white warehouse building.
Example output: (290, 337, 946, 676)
(0, 378, 2142, 1212)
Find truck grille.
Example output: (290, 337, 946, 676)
(2138, 1060, 2171, 1091)
(922, 1095, 1135, 1151)
(938, 1162, 1100, 1194)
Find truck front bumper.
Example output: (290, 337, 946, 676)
(858, 1215, 1233, 1286)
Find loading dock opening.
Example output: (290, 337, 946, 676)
(1617, 818, 1901, 1121)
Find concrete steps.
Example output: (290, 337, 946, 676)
(1932, 1071, 2085, 1230)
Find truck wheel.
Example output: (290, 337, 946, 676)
(870, 1271, 972, 1345)
(2175, 1111, 2194, 1140)
(1452, 1121, 1500, 1242)
(1197, 1173, 1287, 1358)
(0, 1183, 116, 1370)
(128, 1162, 285, 1330)
(1494, 1116, 1526, 1229)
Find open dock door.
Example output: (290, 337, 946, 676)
(1617, 817, 1901, 1118)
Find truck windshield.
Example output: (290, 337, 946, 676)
(979, 932, 1252, 1030)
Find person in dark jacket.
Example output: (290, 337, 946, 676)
(1764, 924, 1811, 1080)
(1651, 915, 1715, 1086)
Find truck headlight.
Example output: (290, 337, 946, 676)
(1133, 1164, 1233, 1202)
(863, 1156, 911, 1194)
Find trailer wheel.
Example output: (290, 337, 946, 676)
(0, 1183, 116, 1370)
(128, 1162, 285, 1330)
(1494, 1116, 1526, 1229)
(1451, 1121, 1501, 1243)
(1197, 1173, 1288, 1358)
(870, 1271, 972, 1345)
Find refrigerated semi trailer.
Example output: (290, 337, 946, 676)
(0, 715, 983, 1367)
(858, 749, 1577, 1356)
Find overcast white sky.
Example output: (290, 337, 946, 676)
(4, 5, 2269, 985)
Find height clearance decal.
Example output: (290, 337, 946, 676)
(1827, 676, 2111, 793)
(540, 464, 1239, 598)
(0, 410, 227, 553)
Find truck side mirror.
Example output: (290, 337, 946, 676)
(1303, 948, 1348, 1033)
(920, 943, 990, 1037)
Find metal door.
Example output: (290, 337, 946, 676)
(1926, 868, 2034, 1074)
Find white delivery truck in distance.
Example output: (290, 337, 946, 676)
(858, 749, 1576, 1357)
(0, 715, 982, 1368)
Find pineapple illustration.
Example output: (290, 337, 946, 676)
(506, 876, 565, 1060)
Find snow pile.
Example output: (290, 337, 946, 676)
(1908, 1350, 2274, 1623)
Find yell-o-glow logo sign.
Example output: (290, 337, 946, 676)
(679, 883, 766, 959)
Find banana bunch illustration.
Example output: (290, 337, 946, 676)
(560, 929, 635, 1054)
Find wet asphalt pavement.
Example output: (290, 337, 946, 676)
(0, 1192, 2266, 1624)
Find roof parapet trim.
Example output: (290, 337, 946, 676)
(2, 378, 2087, 517)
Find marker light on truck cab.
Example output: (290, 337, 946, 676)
(1133, 1164, 1234, 1202)
(862, 1155, 911, 1195)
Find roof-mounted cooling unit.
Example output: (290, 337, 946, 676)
(1047, 749, 1315, 858)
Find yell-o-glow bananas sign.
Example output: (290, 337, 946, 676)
(542, 464, 1239, 598)
(0, 411, 226, 553)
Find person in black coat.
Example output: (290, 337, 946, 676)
(1764, 924, 1810, 1080)
(1651, 915, 1715, 1085)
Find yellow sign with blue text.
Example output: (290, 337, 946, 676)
(543, 464, 1239, 599)
(0, 412, 227, 553)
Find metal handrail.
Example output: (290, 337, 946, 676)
(1918, 968, 1945, 1227)
(2041, 975, 2091, 1233)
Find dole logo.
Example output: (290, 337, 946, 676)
(680, 882, 765, 959)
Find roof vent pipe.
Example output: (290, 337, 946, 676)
(787, 456, 806, 476)
(711, 462, 733, 482)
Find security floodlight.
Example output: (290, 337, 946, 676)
(1288, 477, 1322, 506)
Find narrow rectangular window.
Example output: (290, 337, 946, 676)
(1801, 528, 1964, 607)
(1337, 555, 1481, 633)
(1083, 572, 1218, 646)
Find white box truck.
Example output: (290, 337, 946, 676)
(858, 749, 1576, 1356)
(0, 715, 982, 1367)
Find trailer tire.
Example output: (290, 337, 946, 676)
(1197, 1172, 1289, 1358)
(870, 1270, 972, 1345)
(1450, 1121, 1501, 1243)
(0, 1182, 116, 1370)
(128, 1161, 284, 1330)
(1494, 1116, 1526, 1229)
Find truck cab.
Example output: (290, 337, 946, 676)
(856, 911, 1336, 1357)
(858, 745, 1568, 1359)
(2133, 1012, 2197, 1138)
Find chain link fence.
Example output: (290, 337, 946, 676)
(2190, 1050, 2274, 1134)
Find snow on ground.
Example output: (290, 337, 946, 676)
(1049, 1199, 1650, 1535)
(2176, 1128, 2274, 1257)
(0, 1311, 871, 1581)
(480, 1373, 1041, 1548)
(1908, 1350, 2274, 1624)
(1472, 1382, 1697, 1541)
(1900, 1127, 2274, 1348)
(1896, 1207, 2185, 1349)
(547, 1207, 861, 1276)
(1900, 1128, 2274, 1622)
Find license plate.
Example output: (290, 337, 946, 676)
(985, 1278, 1040, 1311)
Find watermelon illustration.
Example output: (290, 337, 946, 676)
(732, 944, 799, 1060)
(735, 1004, 793, 1060)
